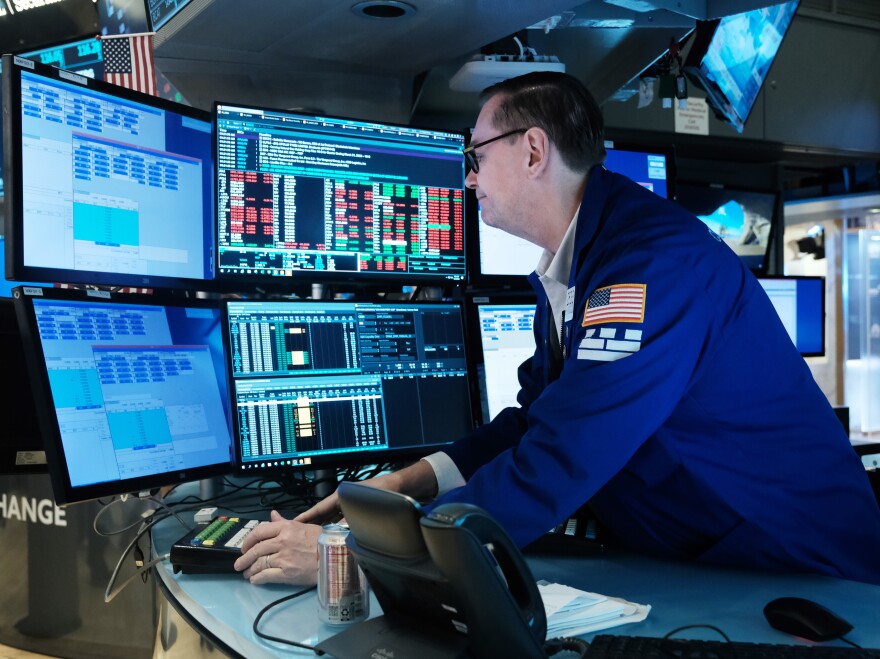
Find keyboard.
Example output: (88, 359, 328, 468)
(169, 515, 265, 574)
(583, 634, 880, 658)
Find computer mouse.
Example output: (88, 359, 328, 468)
(763, 596, 853, 642)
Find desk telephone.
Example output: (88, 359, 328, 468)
(316, 481, 585, 659)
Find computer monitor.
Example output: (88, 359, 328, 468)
(147, 0, 195, 31)
(757, 275, 824, 357)
(674, 182, 777, 274)
(0, 0, 100, 57)
(467, 296, 537, 424)
(13, 286, 234, 505)
(468, 141, 674, 288)
(214, 103, 466, 289)
(2, 54, 216, 291)
(225, 299, 474, 475)
(683, 1, 800, 133)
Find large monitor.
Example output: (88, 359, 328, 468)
(466, 295, 537, 425)
(757, 275, 824, 357)
(0, 0, 100, 57)
(2, 54, 216, 291)
(683, 1, 800, 133)
(13, 286, 234, 505)
(214, 103, 466, 288)
(468, 141, 674, 288)
(225, 299, 474, 475)
(674, 182, 777, 274)
(147, 0, 194, 31)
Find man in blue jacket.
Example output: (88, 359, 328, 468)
(235, 72, 880, 587)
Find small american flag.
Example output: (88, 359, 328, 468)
(101, 34, 157, 96)
(582, 284, 646, 327)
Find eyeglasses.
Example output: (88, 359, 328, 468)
(463, 128, 528, 174)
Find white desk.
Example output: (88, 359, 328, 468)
(151, 509, 880, 658)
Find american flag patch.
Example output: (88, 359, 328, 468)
(582, 284, 646, 327)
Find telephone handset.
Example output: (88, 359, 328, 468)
(316, 481, 548, 659)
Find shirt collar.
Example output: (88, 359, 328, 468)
(536, 205, 580, 286)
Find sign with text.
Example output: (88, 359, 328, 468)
(675, 97, 710, 136)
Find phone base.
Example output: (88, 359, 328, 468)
(315, 614, 471, 658)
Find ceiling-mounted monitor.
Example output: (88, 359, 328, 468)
(146, 0, 194, 31)
(683, 1, 800, 133)
(674, 182, 777, 275)
(214, 103, 466, 289)
(0, 0, 100, 56)
(2, 54, 216, 290)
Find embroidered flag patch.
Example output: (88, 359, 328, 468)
(582, 284, 646, 327)
(578, 327, 643, 362)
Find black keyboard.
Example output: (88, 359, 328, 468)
(583, 634, 880, 658)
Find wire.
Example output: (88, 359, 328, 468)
(252, 586, 323, 652)
(105, 553, 170, 603)
(660, 625, 735, 658)
(839, 636, 864, 649)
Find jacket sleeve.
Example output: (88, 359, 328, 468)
(426, 244, 733, 547)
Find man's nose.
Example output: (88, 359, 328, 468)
(465, 169, 477, 189)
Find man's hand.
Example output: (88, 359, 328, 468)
(234, 511, 322, 585)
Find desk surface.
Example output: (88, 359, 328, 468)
(151, 508, 880, 658)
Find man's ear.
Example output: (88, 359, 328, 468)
(524, 127, 550, 179)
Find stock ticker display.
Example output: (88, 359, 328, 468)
(215, 105, 466, 283)
(225, 300, 473, 471)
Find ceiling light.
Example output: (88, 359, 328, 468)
(351, 1, 416, 19)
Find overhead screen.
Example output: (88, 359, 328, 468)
(674, 182, 776, 274)
(13, 286, 234, 505)
(146, 0, 194, 31)
(226, 300, 473, 475)
(0, 0, 100, 56)
(470, 142, 673, 286)
(683, 1, 800, 133)
(1, 55, 215, 290)
(215, 104, 466, 287)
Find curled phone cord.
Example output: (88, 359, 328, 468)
(544, 636, 590, 657)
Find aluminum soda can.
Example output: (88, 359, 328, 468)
(317, 523, 369, 625)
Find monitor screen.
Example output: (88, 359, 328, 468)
(13, 286, 234, 505)
(471, 299, 537, 424)
(469, 142, 674, 286)
(225, 299, 473, 474)
(757, 275, 824, 357)
(683, 1, 800, 133)
(0, 0, 100, 56)
(2, 54, 216, 290)
(674, 182, 777, 273)
(147, 0, 194, 31)
(215, 104, 466, 287)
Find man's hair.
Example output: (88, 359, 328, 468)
(480, 72, 606, 174)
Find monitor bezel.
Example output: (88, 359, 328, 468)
(682, 1, 800, 133)
(756, 274, 826, 358)
(12, 285, 235, 505)
(465, 140, 676, 291)
(212, 101, 468, 292)
(673, 179, 779, 277)
(223, 297, 478, 478)
(2, 54, 219, 292)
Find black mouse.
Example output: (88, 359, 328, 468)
(763, 596, 853, 642)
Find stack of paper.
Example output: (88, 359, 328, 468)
(537, 581, 650, 639)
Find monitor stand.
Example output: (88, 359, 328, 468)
(199, 476, 223, 501)
(313, 468, 338, 499)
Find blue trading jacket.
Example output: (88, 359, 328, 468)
(433, 166, 880, 585)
